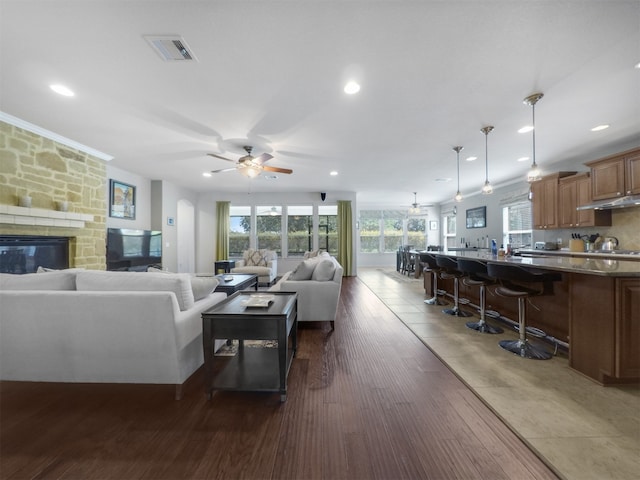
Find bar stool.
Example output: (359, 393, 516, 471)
(486, 263, 561, 360)
(456, 258, 503, 334)
(421, 253, 449, 306)
(435, 255, 473, 317)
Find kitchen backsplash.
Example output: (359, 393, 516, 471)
(542, 207, 640, 251)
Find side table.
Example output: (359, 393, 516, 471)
(214, 260, 236, 274)
(202, 291, 298, 402)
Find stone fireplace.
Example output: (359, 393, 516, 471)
(0, 120, 107, 270)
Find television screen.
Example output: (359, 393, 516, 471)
(107, 228, 162, 271)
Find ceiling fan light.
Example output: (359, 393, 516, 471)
(240, 165, 261, 178)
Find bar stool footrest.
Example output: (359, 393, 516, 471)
(466, 320, 504, 334)
(514, 325, 547, 338)
(442, 307, 473, 317)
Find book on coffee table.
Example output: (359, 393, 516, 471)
(243, 294, 275, 308)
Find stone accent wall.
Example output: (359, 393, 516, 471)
(0, 121, 107, 269)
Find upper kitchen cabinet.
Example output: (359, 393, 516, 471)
(531, 172, 576, 230)
(559, 172, 611, 228)
(586, 148, 640, 200)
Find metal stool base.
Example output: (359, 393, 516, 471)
(442, 307, 473, 317)
(466, 320, 503, 334)
(499, 339, 552, 360)
(425, 296, 448, 306)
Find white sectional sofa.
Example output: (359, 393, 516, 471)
(0, 269, 226, 399)
(269, 252, 343, 328)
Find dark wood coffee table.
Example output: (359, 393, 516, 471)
(202, 291, 298, 402)
(214, 273, 258, 296)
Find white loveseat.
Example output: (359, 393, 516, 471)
(231, 249, 278, 285)
(0, 269, 227, 399)
(269, 252, 343, 328)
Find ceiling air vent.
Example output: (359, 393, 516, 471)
(143, 35, 197, 62)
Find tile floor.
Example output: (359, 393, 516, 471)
(358, 267, 640, 480)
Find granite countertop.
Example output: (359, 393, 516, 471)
(517, 248, 640, 261)
(437, 250, 640, 277)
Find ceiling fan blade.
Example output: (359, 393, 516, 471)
(211, 167, 238, 173)
(263, 165, 293, 174)
(254, 153, 274, 165)
(207, 153, 236, 163)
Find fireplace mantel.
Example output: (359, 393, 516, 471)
(0, 205, 94, 228)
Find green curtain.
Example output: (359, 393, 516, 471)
(215, 201, 230, 261)
(337, 200, 353, 276)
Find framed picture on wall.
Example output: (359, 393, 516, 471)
(466, 206, 486, 229)
(109, 179, 136, 219)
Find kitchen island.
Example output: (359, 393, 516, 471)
(422, 250, 640, 385)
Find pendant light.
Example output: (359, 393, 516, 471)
(453, 146, 464, 202)
(524, 93, 544, 182)
(481, 126, 494, 195)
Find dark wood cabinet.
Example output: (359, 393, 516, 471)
(531, 172, 575, 230)
(625, 150, 640, 195)
(616, 278, 640, 379)
(587, 147, 640, 200)
(559, 172, 611, 228)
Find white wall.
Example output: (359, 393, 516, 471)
(151, 180, 198, 273)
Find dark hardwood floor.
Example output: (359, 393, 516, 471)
(0, 277, 559, 479)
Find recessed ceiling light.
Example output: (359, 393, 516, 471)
(330, 171, 338, 176)
(435, 178, 452, 182)
(49, 84, 75, 97)
(517, 156, 530, 162)
(635, 61, 640, 69)
(465, 156, 477, 162)
(344, 81, 360, 95)
(518, 125, 534, 133)
(202, 172, 212, 177)
(591, 124, 610, 132)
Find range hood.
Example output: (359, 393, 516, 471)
(576, 194, 640, 211)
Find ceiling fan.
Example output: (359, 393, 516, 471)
(207, 146, 293, 178)
(407, 192, 433, 215)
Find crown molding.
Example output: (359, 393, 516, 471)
(0, 111, 113, 162)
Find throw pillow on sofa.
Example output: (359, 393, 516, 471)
(147, 266, 219, 301)
(190, 276, 220, 301)
(244, 249, 272, 267)
(289, 256, 325, 281)
(311, 259, 336, 281)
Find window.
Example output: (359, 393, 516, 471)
(287, 206, 313, 257)
(359, 210, 382, 253)
(502, 202, 532, 249)
(407, 217, 427, 250)
(256, 206, 282, 255)
(383, 210, 405, 252)
(359, 210, 414, 253)
(229, 206, 251, 256)
(318, 205, 338, 256)
(443, 213, 457, 249)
